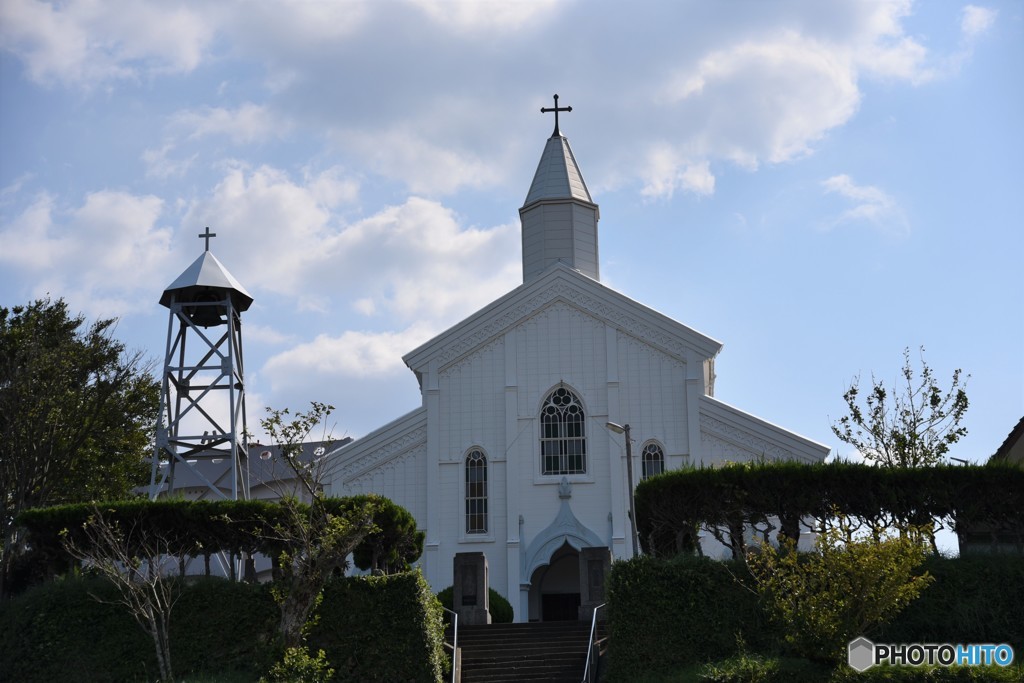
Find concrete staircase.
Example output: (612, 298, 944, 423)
(455, 621, 603, 683)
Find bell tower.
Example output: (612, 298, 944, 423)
(520, 94, 600, 283)
(149, 228, 254, 500)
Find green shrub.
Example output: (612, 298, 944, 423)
(698, 653, 831, 683)
(605, 555, 770, 679)
(880, 554, 1024, 648)
(311, 572, 446, 682)
(605, 554, 1024, 682)
(0, 575, 153, 682)
(748, 522, 933, 663)
(435, 585, 515, 623)
(261, 647, 334, 683)
(170, 577, 278, 678)
(830, 664, 1024, 682)
(0, 572, 445, 683)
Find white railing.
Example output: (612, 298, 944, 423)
(581, 602, 607, 683)
(440, 606, 458, 683)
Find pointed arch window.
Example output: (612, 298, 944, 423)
(641, 441, 665, 480)
(465, 449, 488, 534)
(540, 387, 587, 475)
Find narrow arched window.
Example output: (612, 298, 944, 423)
(641, 442, 664, 480)
(540, 387, 587, 475)
(465, 449, 488, 534)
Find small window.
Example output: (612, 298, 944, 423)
(540, 387, 587, 475)
(465, 449, 488, 534)
(641, 442, 664, 480)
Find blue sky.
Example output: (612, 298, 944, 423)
(1, 0, 1021, 472)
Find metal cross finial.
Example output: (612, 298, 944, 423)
(199, 227, 216, 251)
(540, 94, 572, 137)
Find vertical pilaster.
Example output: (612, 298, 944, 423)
(425, 358, 442, 586)
(503, 328, 522, 618)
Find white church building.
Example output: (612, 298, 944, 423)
(326, 106, 828, 622)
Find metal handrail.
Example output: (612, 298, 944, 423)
(440, 606, 458, 683)
(581, 603, 607, 683)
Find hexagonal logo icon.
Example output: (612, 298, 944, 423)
(848, 637, 875, 672)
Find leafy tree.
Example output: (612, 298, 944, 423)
(746, 518, 933, 663)
(832, 347, 969, 467)
(259, 402, 379, 650)
(0, 298, 159, 598)
(352, 496, 424, 574)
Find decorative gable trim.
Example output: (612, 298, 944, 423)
(331, 408, 428, 484)
(405, 265, 721, 374)
(698, 396, 828, 464)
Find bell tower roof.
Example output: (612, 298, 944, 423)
(159, 249, 253, 311)
(523, 133, 593, 207)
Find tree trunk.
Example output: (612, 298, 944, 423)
(278, 582, 319, 649)
(727, 514, 746, 561)
(147, 613, 174, 683)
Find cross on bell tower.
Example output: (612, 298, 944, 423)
(199, 226, 216, 251)
(150, 231, 253, 502)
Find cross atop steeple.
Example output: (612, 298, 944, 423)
(540, 94, 572, 138)
(198, 227, 216, 251)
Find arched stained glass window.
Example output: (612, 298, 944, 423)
(465, 449, 488, 534)
(540, 387, 587, 475)
(641, 442, 664, 480)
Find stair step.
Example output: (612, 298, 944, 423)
(455, 621, 603, 683)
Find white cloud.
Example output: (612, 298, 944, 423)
(0, 0, 213, 87)
(171, 103, 289, 145)
(961, 5, 996, 40)
(821, 174, 907, 236)
(183, 164, 519, 322)
(182, 164, 340, 303)
(409, 0, 561, 32)
(640, 150, 714, 199)
(142, 142, 198, 180)
(0, 190, 174, 316)
(335, 127, 505, 196)
(258, 323, 438, 438)
(645, 32, 862, 199)
(243, 323, 296, 347)
(264, 323, 436, 382)
(227, 0, 370, 52)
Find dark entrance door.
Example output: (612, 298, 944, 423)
(541, 592, 581, 621)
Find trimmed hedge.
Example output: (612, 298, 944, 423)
(635, 462, 1024, 558)
(606, 555, 770, 679)
(829, 664, 1023, 682)
(0, 576, 154, 682)
(878, 554, 1024, 648)
(311, 571, 446, 682)
(0, 572, 445, 683)
(697, 657, 1020, 683)
(606, 554, 1024, 682)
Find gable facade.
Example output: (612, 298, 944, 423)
(327, 124, 828, 622)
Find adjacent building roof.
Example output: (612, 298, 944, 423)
(990, 415, 1024, 465)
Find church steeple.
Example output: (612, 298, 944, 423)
(520, 95, 600, 283)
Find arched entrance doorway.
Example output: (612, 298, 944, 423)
(528, 542, 580, 621)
